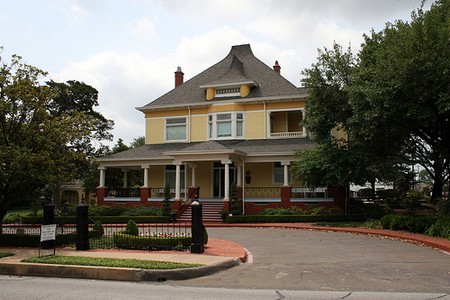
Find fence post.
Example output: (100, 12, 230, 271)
(76, 202, 89, 250)
(190, 200, 204, 253)
(41, 202, 55, 249)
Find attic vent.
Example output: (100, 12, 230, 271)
(216, 87, 240, 97)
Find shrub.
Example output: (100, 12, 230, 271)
(113, 232, 191, 250)
(380, 214, 436, 233)
(2, 213, 22, 224)
(124, 220, 139, 236)
(122, 206, 162, 216)
(92, 221, 104, 237)
(161, 182, 172, 217)
(426, 218, 450, 239)
(437, 199, 450, 216)
(89, 205, 125, 216)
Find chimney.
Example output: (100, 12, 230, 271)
(273, 60, 281, 74)
(175, 66, 184, 87)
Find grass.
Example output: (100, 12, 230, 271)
(22, 255, 204, 269)
(0, 252, 15, 259)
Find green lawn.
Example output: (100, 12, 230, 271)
(22, 255, 203, 269)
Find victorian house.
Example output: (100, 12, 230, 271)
(96, 44, 344, 220)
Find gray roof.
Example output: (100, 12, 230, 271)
(137, 44, 306, 111)
(98, 138, 316, 162)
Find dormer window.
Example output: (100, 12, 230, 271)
(216, 87, 240, 98)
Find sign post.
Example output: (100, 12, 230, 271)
(39, 224, 56, 257)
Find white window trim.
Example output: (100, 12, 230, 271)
(207, 112, 245, 140)
(165, 117, 188, 142)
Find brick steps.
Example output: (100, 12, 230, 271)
(177, 201, 223, 223)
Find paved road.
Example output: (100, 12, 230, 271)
(170, 227, 450, 293)
(1, 276, 450, 300)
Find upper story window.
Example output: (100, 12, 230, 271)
(208, 112, 244, 140)
(166, 117, 186, 141)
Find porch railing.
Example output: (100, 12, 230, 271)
(244, 186, 281, 199)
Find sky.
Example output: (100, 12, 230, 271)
(0, 0, 432, 147)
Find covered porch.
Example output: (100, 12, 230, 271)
(96, 139, 345, 215)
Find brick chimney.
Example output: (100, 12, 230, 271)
(175, 66, 184, 87)
(273, 60, 281, 74)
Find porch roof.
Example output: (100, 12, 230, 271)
(97, 138, 316, 164)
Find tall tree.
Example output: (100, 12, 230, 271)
(350, 0, 450, 200)
(0, 51, 110, 227)
(45, 80, 114, 205)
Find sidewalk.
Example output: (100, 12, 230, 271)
(0, 237, 245, 282)
(1, 223, 449, 282)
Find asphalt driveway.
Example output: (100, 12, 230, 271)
(170, 227, 450, 293)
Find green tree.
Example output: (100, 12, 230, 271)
(350, 0, 450, 200)
(0, 51, 107, 229)
(161, 182, 172, 217)
(45, 80, 114, 205)
(295, 1, 449, 203)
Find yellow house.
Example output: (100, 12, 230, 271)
(97, 44, 344, 220)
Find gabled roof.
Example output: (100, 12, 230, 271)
(137, 44, 306, 111)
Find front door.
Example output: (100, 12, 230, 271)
(213, 164, 236, 198)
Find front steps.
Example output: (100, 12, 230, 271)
(177, 200, 223, 223)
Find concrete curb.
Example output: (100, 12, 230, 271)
(0, 258, 240, 282)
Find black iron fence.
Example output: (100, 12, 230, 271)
(0, 222, 192, 251)
(89, 222, 192, 251)
(0, 223, 76, 247)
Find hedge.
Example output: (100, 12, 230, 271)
(380, 214, 436, 233)
(0, 230, 102, 247)
(113, 232, 192, 250)
(225, 213, 384, 223)
(21, 215, 171, 224)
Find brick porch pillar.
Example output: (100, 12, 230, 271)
(140, 187, 151, 205)
(280, 186, 292, 208)
(96, 187, 108, 205)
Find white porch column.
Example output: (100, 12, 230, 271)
(175, 164, 181, 200)
(224, 161, 230, 201)
(282, 161, 290, 187)
(236, 162, 242, 187)
(189, 163, 197, 187)
(99, 167, 106, 187)
(142, 165, 150, 188)
(122, 169, 128, 188)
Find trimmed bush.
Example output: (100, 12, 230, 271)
(21, 215, 171, 224)
(226, 214, 382, 223)
(124, 220, 139, 236)
(2, 213, 22, 224)
(89, 205, 125, 216)
(122, 206, 162, 216)
(113, 232, 191, 250)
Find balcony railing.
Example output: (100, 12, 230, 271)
(269, 131, 304, 138)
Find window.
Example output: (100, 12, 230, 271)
(273, 162, 290, 184)
(166, 117, 186, 141)
(208, 112, 244, 140)
(216, 113, 232, 137)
